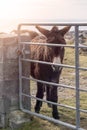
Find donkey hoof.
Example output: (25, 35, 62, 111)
(35, 109, 40, 113)
(52, 112, 60, 119)
(35, 107, 40, 113)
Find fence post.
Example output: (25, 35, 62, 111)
(75, 25, 80, 129)
(0, 35, 19, 127)
(0, 34, 31, 128)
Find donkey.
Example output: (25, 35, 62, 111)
(30, 25, 71, 119)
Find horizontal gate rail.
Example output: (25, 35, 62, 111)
(21, 58, 75, 69)
(20, 41, 87, 48)
(21, 58, 87, 71)
(18, 22, 87, 27)
(21, 92, 87, 114)
(18, 23, 87, 130)
(21, 108, 78, 130)
(21, 75, 87, 92)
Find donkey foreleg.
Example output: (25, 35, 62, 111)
(35, 82, 44, 113)
(51, 86, 60, 119)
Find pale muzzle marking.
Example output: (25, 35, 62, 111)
(52, 56, 62, 72)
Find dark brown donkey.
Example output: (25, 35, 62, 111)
(30, 25, 71, 119)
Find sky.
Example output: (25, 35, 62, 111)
(0, 0, 87, 32)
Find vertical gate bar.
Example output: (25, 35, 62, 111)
(17, 23, 86, 130)
(18, 25, 23, 109)
(75, 25, 80, 129)
(28, 44, 31, 110)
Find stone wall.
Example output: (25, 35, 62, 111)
(0, 36, 19, 109)
(0, 34, 31, 128)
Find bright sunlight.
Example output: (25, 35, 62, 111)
(0, 0, 87, 32)
(0, 0, 41, 19)
(0, 0, 87, 20)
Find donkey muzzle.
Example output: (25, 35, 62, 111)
(52, 56, 62, 72)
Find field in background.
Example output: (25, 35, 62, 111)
(1, 42, 87, 130)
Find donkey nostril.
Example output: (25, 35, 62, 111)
(52, 65, 56, 71)
(52, 65, 62, 72)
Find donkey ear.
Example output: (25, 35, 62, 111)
(59, 26, 71, 36)
(36, 26, 50, 36)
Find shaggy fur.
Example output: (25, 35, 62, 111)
(30, 25, 71, 119)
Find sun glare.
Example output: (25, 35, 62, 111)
(0, 0, 46, 32)
(0, 0, 23, 19)
(0, 0, 23, 32)
(0, 0, 43, 19)
(0, 0, 46, 19)
(0, 0, 86, 32)
(0, 0, 63, 19)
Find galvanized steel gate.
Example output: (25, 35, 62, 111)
(18, 23, 87, 130)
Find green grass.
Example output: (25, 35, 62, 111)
(1, 46, 87, 130)
(1, 92, 87, 130)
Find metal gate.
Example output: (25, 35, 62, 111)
(18, 23, 87, 130)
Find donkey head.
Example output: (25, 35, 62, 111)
(36, 25, 71, 72)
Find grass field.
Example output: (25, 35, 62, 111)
(1, 45, 87, 130)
